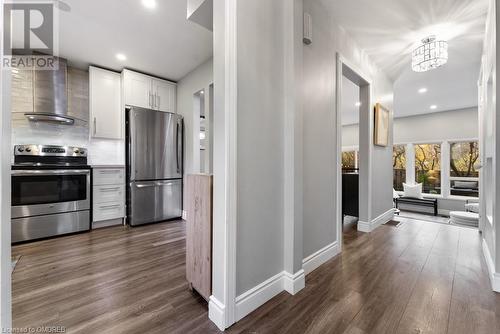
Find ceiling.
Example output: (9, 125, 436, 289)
(323, 0, 488, 118)
(56, 0, 213, 81)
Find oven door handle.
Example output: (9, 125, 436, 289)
(11, 169, 91, 176)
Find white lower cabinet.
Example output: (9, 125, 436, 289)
(92, 167, 125, 228)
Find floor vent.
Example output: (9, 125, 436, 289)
(385, 220, 403, 228)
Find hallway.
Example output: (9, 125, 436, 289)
(228, 220, 500, 333)
(11, 217, 499, 333)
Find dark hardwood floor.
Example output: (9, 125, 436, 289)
(12, 221, 220, 334)
(12, 219, 500, 334)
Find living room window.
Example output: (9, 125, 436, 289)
(449, 141, 479, 197)
(414, 143, 441, 194)
(393, 145, 406, 191)
(342, 150, 358, 171)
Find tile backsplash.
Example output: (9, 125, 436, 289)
(12, 114, 125, 165)
(11, 65, 125, 166)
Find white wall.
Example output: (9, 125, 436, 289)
(342, 124, 359, 149)
(177, 58, 213, 176)
(479, 0, 499, 290)
(303, 0, 393, 258)
(394, 108, 478, 143)
(0, 0, 12, 326)
(342, 107, 479, 148)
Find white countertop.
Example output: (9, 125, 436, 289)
(91, 165, 125, 168)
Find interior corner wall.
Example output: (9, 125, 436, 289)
(302, 0, 394, 259)
(0, 3, 12, 325)
(176, 58, 213, 211)
(477, 0, 497, 278)
(235, 0, 285, 295)
(177, 58, 214, 175)
(493, 0, 500, 274)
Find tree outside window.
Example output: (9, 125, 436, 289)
(450, 141, 479, 197)
(393, 145, 406, 191)
(414, 144, 441, 194)
(342, 151, 357, 171)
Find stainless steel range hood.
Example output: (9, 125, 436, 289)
(24, 57, 75, 125)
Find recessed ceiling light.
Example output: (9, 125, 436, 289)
(418, 87, 428, 94)
(430, 105, 437, 110)
(116, 53, 127, 61)
(355, 102, 362, 107)
(141, 0, 156, 9)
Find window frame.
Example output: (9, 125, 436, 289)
(392, 144, 407, 192)
(448, 140, 480, 198)
(393, 138, 479, 200)
(413, 142, 443, 195)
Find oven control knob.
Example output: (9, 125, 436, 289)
(74, 149, 79, 154)
(25, 147, 31, 152)
(79, 150, 85, 155)
(17, 147, 24, 152)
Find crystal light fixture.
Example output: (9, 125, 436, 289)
(411, 35, 448, 72)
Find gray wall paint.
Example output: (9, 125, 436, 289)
(302, 0, 337, 258)
(343, 108, 478, 148)
(177, 58, 213, 210)
(235, 0, 285, 295)
(395, 108, 478, 143)
(479, 0, 497, 271)
(177, 58, 214, 175)
(0, 28, 12, 328)
(302, 0, 394, 258)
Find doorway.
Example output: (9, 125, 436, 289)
(336, 56, 372, 243)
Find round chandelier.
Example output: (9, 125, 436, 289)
(411, 35, 448, 72)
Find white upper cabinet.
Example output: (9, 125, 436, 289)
(89, 66, 123, 139)
(122, 69, 176, 112)
(153, 79, 176, 113)
(123, 70, 151, 109)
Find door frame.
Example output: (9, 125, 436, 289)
(0, 0, 12, 326)
(335, 53, 373, 243)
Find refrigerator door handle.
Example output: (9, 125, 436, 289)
(176, 120, 181, 174)
(135, 182, 157, 189)
(156, 181, 176, 187)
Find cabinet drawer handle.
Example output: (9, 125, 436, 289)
(99, 187, 120, 192)
(100, 204, 121, 210)
(98, 170, 122, 174)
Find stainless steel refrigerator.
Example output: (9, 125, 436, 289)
(126, 106, 183, 226)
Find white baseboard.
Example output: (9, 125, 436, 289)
(302, 241, 340, 275)
(208, 295, 227, 331)
(235, 272, 284, 322)
(482, 238, 500, 292)
(283, 269, 305, 295)
(358, 208, 395, 233)
(182, 210, 187, 220)
(234, 268, 306, 323)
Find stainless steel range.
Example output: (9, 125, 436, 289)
(11, 145, 91, 243)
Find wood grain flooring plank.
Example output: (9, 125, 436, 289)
(12, 219, 498, 334)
